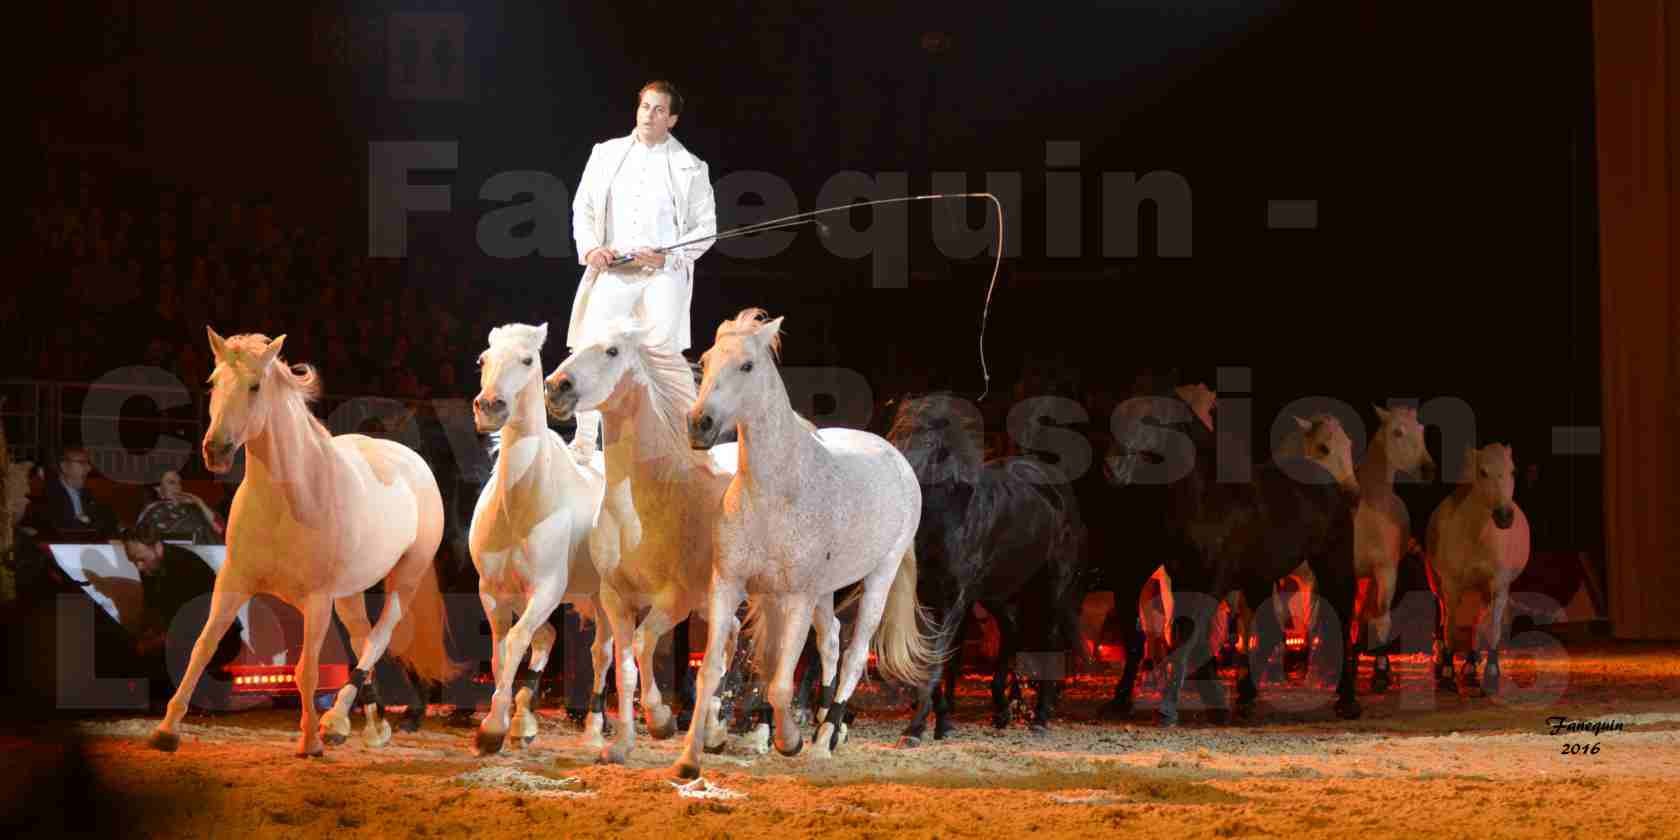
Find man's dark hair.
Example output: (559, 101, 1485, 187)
(122, 521, 163, 546)
(59, 446, 90, 465)
(638, 80, 684, 116)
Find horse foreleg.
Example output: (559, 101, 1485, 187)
(480, 586, 562, 755)
(768, 596, 819, 757)
(631, 606, 679, 739)
(1100, 572, 1151, 721)
(1368, 561, 1400, 693)
(812, 594, 841, 725)
(987, 600, 1022, 729)
(1482, 589, 1510, 696)
(674, 582, 746, 780)
(508, 620, 556, 749)
(703, 614, 740, 754)
(901, 596, 967, 747)
(149, 585, 251, 752)
(294, 596, 334, 757)
(472, 591, 512, 754)
(1434, 584, 1459, 694)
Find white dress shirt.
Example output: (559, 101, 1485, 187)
(606, 139, 681, 262)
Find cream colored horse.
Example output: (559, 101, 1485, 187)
(677, 310, 937, 780)
(150, 329, 460, 756)
(1426, 443, 1529, 697)
(1351, 405, 1436, 689)
(543, 318, 744, 765)
(467, 323, 612, 755)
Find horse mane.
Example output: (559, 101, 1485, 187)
(603, 320, 712, 469)
(886, 393, 984, 486)
(214, 333, 323, 404)
(705, 308, 817, 436)
(713, 307, 783, 360)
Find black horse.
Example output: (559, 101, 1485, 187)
(885, 394, 1088, 746)
(1106, 390, 1363, 725)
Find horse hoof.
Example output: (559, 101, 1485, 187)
(1371, 673, 1392, 694)
(475, 728, 507, 757)
(1435, 678, 1458, 695)
(674, 760, 701, 780)
(933, 721, 954, 741)
(703, 739, 727, 755)
(897, 735, 922, 749)
(597, 742, 630, 765)
(147, 730, 179, 753)
(648, 713, 678, 741)
(1028, 723, 1049, 737)
(1156, 711, 1180, 729)
(1205, 708, 1231, 726)
(297, 743, 324, 759)
(775, 730, 804, 757)
(991, 715, 1010, 730)
(322, 731, 348, 747)
(522, 734, 537, 748)
(1464, 684, 1486, 699)
(1335, 699, 1363, 720)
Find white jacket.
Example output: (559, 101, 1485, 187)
(566, 131, 717, 350)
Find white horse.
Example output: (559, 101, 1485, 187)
(676, 309, 937, 780)
(1426, 443, 1529, 697)
(542, 317, 744, 764)
(1351, 405, 1436, 690)
(467, 323, 612, 755)
(150, 329, 460, 756)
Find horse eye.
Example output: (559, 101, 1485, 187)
(607, 347, 619, 357)
(521, 357, 532, 366)
(1317, 444, 1330, 456)
(740, 361, 754, 373)
(1394, 429, 1403, 437)
(476, 357, 484, 368)
(249, 383, 260, 393)
(1479, 469, 1489, 478)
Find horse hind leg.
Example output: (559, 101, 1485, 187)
(900, 596, 967, 748)
(150, 584, 252, 752)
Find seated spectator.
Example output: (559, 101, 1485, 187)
(134, 470, 225, 544)
(121, 522, 243, 710)
(41, 447, 119, 540)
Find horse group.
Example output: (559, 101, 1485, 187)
(146, 312, 1531, 779)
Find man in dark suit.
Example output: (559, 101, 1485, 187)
(42, 447, 118, 540)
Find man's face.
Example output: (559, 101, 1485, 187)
(159, 471, 183, 500)
(60, 453, 93, 488)
(126, 540, 163, 574)
(635, 90, 679, 145)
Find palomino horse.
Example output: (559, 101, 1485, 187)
(1425, 443, 1530, 697)
(542, 318, 744, 764)
(150, 330, 459, 756)
(677, 309, 936, 779)
(1109, 400, 1363, 725)
(467, 323, 611, 755)
(885, 393, 1087, 746)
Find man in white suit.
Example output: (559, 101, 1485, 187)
(566, 80, 717, 462)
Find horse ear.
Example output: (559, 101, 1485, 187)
(1293, 415, 1313, 432)
(206, 326, 228, 361)
(535, 322, 549, 346)
(759, 315, 785, 340)
(259, 334, 287, 369)
(1373, 404, 1391, 423)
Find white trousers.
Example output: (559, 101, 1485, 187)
(570, 267, 687, 452)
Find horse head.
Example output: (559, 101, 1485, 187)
(689, 308, 784, 449)
(474, 322, 547, 433)
(203, 327, 310, 473)
(886, 393, 985, 487)
(1460, 443, 1518, 529)
(1373, 404, 1436, 481)
(544, 318, 655, 423)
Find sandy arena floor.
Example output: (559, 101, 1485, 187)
(9, 639, 1680, 839)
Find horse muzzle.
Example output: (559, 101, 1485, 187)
(1492, 506, 1515, 530)
(688, 412, 719, 449)
(202, 441, 236, 474)
(473, 395, 508, 432)
(544, 374, 577, 421)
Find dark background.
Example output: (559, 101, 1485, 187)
(21, 0, 1602, 551)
